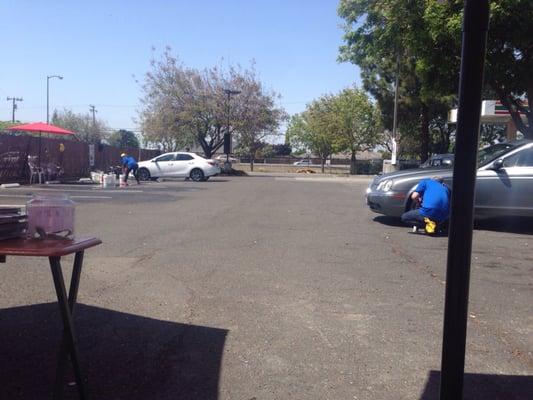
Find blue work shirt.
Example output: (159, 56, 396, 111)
(121, 156, 138, 169)
(415, 179, 450, 222)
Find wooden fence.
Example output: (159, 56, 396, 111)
(0, 134, 160, 183)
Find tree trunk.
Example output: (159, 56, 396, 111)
(420, 106, 430, 162)
(350, 151, 357, 175)
(250, 158, 254, 172)
(494, 83, 533, 139)
(321, 158, 325, 173)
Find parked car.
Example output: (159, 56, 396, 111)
(366, 140, 533, 219)
(420, 153, 454, 168)
(293, 159, 313, 166)
(137, 152, 220, 182)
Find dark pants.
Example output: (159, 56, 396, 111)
(401, 209, 449, 232)
(401, 209, 427, 229)
(125, 165, 140, 184)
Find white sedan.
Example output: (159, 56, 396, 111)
(137, 152, 220, 182)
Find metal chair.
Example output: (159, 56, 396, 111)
(28, 160, 45, 184)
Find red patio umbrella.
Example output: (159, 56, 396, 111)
(7, 122, 75, 168)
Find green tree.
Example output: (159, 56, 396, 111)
(339, 0, 533, 152)
(108, 129, 140, 149)
(139, 49, 286, 158)
(286, 96, 342, 173)
(51, 109, 109, 144)
(234, 77, 287, 171)
(332, 88, 381, 174)
(422, 0, 533, 138)
(339, 0, 432, 161)
(272, 144, 292, 156)
(0, 121, 19, 131)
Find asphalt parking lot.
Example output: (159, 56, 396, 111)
(0, 176, 531, 399)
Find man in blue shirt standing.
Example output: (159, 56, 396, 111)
(121, 152, 140, 185)
(401, 177, 450, 233)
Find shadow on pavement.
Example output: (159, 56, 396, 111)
(420, 370, 533, 400)
(0, 303, 227, 400)
(474, 217, 533, 235)
(373, 215, 404, 227)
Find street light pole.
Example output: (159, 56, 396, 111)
(47, 75, 63, 124)
(223, 88, 241, 169)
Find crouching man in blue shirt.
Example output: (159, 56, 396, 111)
(401, 177, 450, 234)
(121, 152, 140, 185)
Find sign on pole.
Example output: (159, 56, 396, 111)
(391, 138, 397, 165)
(88, 144, 95, 167)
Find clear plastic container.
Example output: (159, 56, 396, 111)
(26, 193, 75, 239)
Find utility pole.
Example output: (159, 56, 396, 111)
(6, 97, 23, 123)
(391, 53, 400, 168)
(89, 105, 97, 126)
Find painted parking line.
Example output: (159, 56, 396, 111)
(275, 177, 371, 183)
(91, 189, 144, 193)
(1, 187, 143, 194)
(0, 194, 112, 199)
(71, 195, 113, 199)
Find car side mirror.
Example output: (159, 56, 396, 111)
(492, 159, 504, 170)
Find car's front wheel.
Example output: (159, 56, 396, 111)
(138, 168, 151, 181)
(190, 168, 204, 182)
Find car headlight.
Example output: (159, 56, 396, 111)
(377, 179, 393, 192)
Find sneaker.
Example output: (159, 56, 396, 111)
(412, 226, 418, 233)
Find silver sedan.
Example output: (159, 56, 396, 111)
(366, 140, 533, 219)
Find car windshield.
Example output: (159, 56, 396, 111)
(477, 143, 517, 167)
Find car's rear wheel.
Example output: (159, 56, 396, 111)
(138, 168, 151, 181)
(190, 168, 204, 182)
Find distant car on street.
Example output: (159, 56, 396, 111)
(293, 159, 313, 166)
(366, 140, 533, 219)
(215, 154, 238, 163)
(137, 152, 220, 182)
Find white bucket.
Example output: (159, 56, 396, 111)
(90, 172, 102, 183)
(103, 174, 114, 188)
(119, 174, 126, 188)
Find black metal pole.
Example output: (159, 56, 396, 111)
(47, 76, 50, 124)
(439, 1, 490, 399)
(226, 91, 230, 163)
(38, 132, 42, 170)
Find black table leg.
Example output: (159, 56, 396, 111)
(49, 252, 88, 400)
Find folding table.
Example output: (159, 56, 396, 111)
(0, 236, 102, 400)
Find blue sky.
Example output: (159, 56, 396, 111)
(0, 0, 360, 133)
